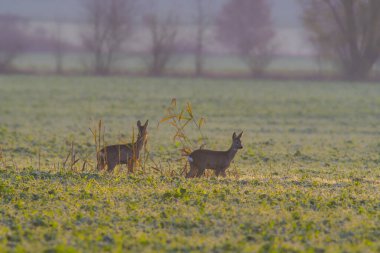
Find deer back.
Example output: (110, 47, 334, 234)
(189, 149, 232, 169)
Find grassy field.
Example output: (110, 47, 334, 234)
(0, 76, 379, 252)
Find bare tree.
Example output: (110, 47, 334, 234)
(300, 0, 380, 80)
(216, 0, 275, 76)
(82, 0, 136, 75)
(0, 15, 28, 73)
(144, 13, 179, 76)
(194, 0, 212, 76)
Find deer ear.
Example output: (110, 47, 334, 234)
(144, 120, 149, 127)
(137, 120, 142, 127)
(238, 131, 243, 138)
(232, 132, 237, 139)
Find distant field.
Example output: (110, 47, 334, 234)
(0, 76, 379, 252)
(14, 53, 335, 75)
(13, 53, 380, 78)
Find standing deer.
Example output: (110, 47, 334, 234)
(96, 120, 148, 172)
(186, 131, 243, 178)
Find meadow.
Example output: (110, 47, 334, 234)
(0, 76, 379, 252)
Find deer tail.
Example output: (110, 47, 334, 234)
(187, 156, 194, 163)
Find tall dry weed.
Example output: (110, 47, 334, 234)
(158, 98, 206, 176)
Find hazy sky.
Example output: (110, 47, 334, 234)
(0, 0, 301, 27)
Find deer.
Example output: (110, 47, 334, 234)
(186, 131, 243, 178)
(96, 120, 148, 172)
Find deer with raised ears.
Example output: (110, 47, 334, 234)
(186, 131, 243, 178)
(96, 120, 148, 172)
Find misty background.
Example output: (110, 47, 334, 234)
(1, 0, 307, 54)
(1, 0, 379, 79)
(1, 0, 301, 27)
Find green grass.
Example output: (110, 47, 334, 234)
(0, 76, 379, 252)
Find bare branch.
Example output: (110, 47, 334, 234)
(301, 0, 380, 80)
(144, 13, 179, 76)
(216, 0, 275, 76)
(81, 0, 136, 75)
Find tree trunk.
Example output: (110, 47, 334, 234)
(195, 0, 205, 77)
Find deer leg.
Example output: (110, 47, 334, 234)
(96, 157, 105, 170)
(96, 151, 106, 170)
(214, 167, 227, 177)
(107, 161, 117, 172)
(186, 164, 198, 178)
(220, 167, 228, 177)
(127, 158, 134, 173)
(97, 162, 105, 171)
(196, 168, 205, 178)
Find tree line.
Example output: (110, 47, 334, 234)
(1, 0, 380, 81)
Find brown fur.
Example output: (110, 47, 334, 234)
(186, 131, 243, 178)
(96, 120, 148, 172)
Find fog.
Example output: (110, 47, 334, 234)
(0, 0, 306, 57)
(1, 0, 301, 26)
